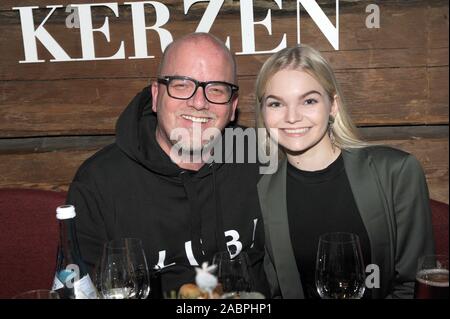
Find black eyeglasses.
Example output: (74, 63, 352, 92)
(157, 76, 239, 104)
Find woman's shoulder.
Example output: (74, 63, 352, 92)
(347, 145, 409, 160)
(345, 145, 422, 172)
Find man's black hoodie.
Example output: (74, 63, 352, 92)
(67, 87, 268, 295)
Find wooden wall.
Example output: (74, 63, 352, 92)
(0, 0, 448, 203)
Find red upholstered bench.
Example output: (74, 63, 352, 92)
(0, 188, 66, 299)
(0, 188, 448, 299)
(430, 199, 449, 256)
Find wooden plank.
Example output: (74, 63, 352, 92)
(359, 125, 449, 140)
(427, 3, 449, 66)
(382, 138, 449, 204)
(1, 125, 446, 151)
(1, 1, 447, 80)
(0, 137, 447, 202)
(0, 149, 97, 192)
(428, 3, 450, 49)
(0, 79, 150, 137)
(428, 48, 449, 67)
(0, 128, 448, 202)
(0, 135, 115, 154)
(363, 127, 450, 204)
(237, 66, 449, 127)
(428, 67, 449, 123)
(1, 64, 448, 137)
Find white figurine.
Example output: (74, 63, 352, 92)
(195, 262, 218, 298)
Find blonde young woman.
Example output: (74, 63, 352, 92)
(256, 45, 434, 299)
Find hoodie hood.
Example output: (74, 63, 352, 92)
(115, 86, 182, 177)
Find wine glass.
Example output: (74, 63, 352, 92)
(414, 254, 449, 299)
(315, 232, 366, 299)
(100, 238, 148, 299)
(121, 238, 151, 299)
(212, 251, 252, 298)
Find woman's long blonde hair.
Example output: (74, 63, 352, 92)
(255, 45, 367, 151)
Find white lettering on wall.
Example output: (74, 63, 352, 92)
(71, 3, 125, 61)
(236, 0, 286, 55)
(13, 1, 341, 63)
(125, 1, 173, 59)
(297, 0, 339, 50)
(13, 5, 72, 63)
(184, 0, 231, 48)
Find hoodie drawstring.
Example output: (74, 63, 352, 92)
(180, 171, 204, 262)
(211, 164, 227, 253)
(180, 165, 228, 265)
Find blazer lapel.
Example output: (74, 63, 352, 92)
(342, 149, 392, 299)
(260, 159, 304, 298)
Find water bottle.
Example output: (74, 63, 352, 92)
(51, 205, 98, 299)
(150, 266, 163, 299)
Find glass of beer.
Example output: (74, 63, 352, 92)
(414, 254, 449, 299)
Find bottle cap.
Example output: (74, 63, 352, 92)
(56, 205, 76, 220)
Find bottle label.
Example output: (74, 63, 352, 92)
(52, 275, 64, 291)
(53, 265, 98, 299)
(57, 267, 79, 288)
(73, 274, 98, 299)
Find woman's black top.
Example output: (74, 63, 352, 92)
(287, 154, 372, 299)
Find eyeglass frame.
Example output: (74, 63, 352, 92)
(157, 75, 239, 105)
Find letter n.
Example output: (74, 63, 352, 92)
(297, 0, 339, 50)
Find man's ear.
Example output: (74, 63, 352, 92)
(331, 94, 339, 118)
(230, 96, 239, 122)
(151, 82, 159, 113)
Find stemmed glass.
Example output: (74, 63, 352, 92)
(315, 232, 366, 299)
(12, 289, 60, 299)
(99, 238, 150, 299)
(212, 251, 253, 298)
(125, 238, 151, 299)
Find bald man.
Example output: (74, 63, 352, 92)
(67, 33, 268, 297)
